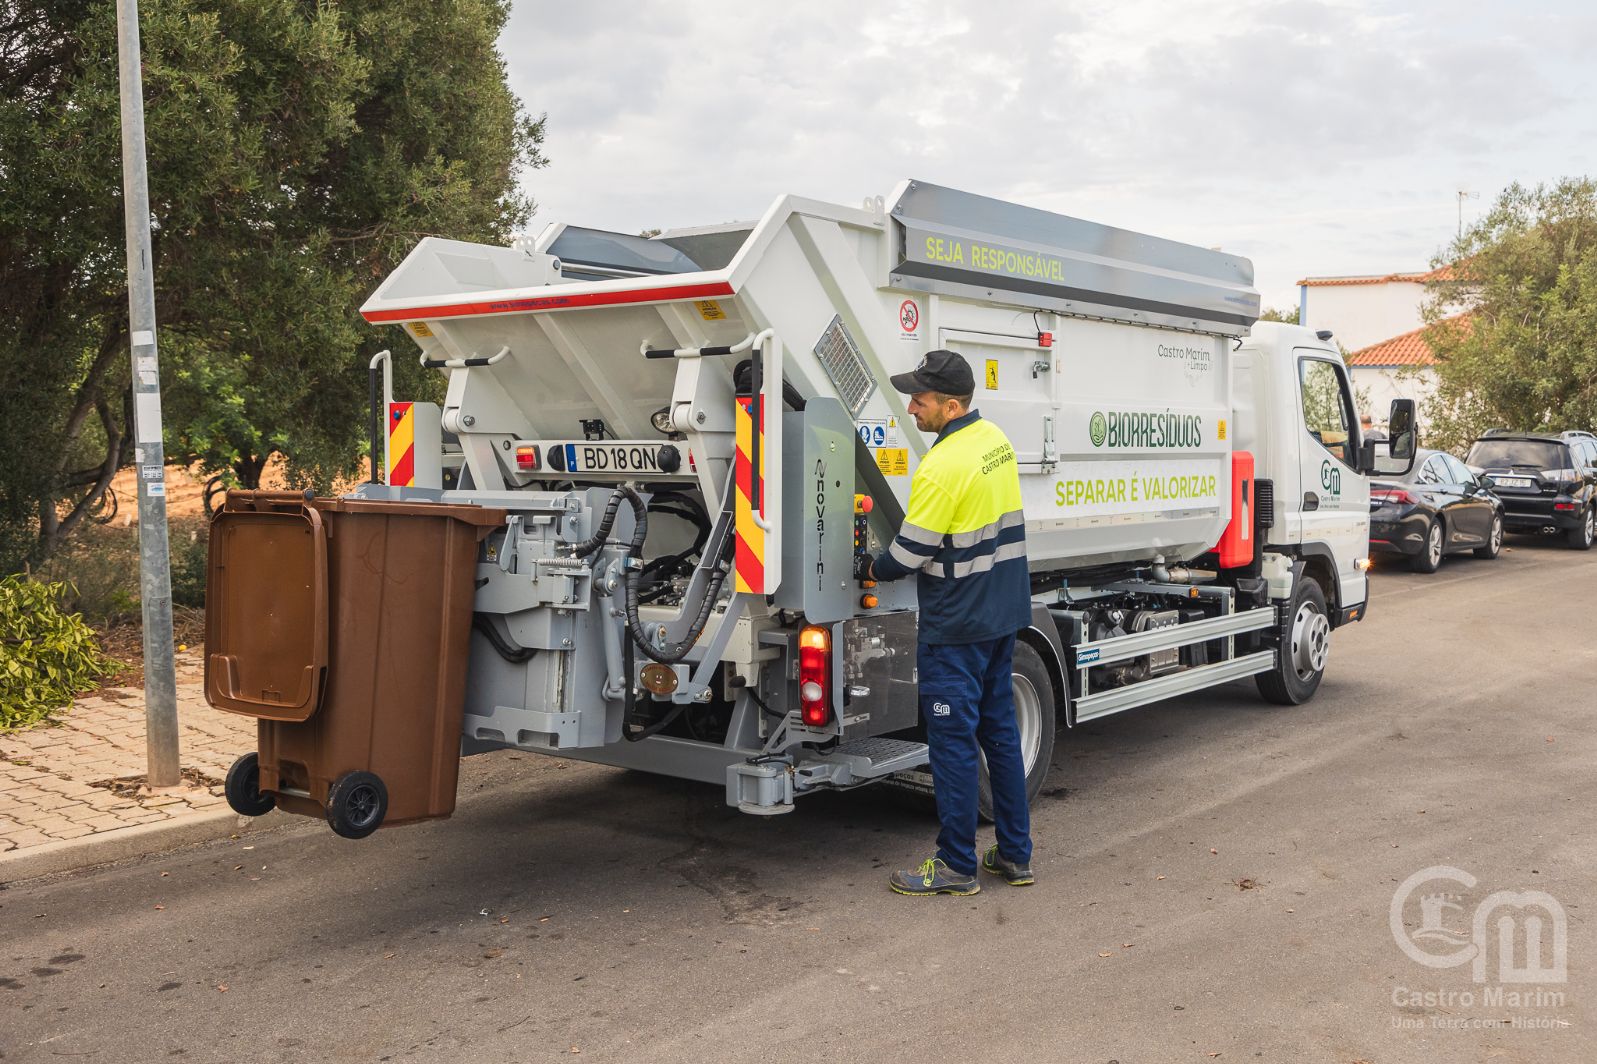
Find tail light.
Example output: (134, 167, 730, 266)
(798, 625, 832, 727)
(1371, 487, 1416, 506)
(515, 444, 540, 471)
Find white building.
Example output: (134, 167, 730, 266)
(1296, 267, 1467, 428)
(1296, 267, 1451, 353)
(1344, 324, 1439, 429)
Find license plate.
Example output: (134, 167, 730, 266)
(1492, 476, 1535, 489)
(561, 443, 666, 474)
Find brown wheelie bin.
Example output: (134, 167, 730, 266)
(205, 492, 504, 838)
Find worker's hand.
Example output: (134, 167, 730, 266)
(852, 553, 874, 582)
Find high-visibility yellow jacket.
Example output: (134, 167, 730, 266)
(872, 410, 1032, 644)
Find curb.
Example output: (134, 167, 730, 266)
(0, 807, 292, 885)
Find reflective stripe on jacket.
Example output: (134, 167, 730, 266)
(872, 410, 1032, 644)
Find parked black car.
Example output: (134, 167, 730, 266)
(1369, 448, 1504, 572)
(1464, 431, 1597, 551)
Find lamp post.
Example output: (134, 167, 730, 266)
(115, 0, 181, 788)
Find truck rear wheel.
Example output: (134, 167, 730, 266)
(1256, 578, 1330, 706)
(978, 640, 1057, 821)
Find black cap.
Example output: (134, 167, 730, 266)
(889, 349, 975, 396)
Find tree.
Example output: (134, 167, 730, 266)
(1421, 178, 1597, 452)
(0, 0, 546, 568)
(1259, 305, 1300, 324)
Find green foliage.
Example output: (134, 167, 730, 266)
(1422, 178, 1597, 452)
(1, 0, 547, 566)
(1259, 306, 1300, 324)
(0, 575, 116, 730)
(169, 522, 209, 610)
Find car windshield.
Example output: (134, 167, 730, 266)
(1465, 440, 1566, 470)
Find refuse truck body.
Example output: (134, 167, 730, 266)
(214, 180, 1417, 829)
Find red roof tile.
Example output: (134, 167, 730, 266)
(1296, 264, 1458, 287)
(1344, 315, 1470, 367)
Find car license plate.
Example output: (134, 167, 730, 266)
(561, 443, 665, 474)
(1492, 476, 1535, 489)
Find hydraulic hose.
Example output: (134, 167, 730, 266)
(572, 486, 730, 667)
(567, 488, 630, 557)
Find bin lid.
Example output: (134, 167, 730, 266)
(205, 502, 330, 721)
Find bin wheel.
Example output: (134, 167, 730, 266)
(326, 771, 388, 839)
(224, 753, 276, 817)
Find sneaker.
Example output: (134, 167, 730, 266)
(981, 844, 1035, 886)
(889, 857, 981, 896)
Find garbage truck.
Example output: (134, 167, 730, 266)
(210, 179, 1417, 836)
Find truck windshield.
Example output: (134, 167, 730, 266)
(1465, 440, 1566, 470)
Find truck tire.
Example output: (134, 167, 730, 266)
(977, 640, 1057, 822)
(1567, 506, 1595, 551)
(224, 752, 275, 817)
(1256, 577, 1330, 706)
(1410, 519, 1444, 573)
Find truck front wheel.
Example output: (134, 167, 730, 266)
(1256, 578, 1330, 706)
(978, 640, 1058, 821)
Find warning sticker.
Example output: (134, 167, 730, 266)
(985, 359, 999, 390)
(408, 321, 434, 338)
(898, 298, 920, 341)
(875, 448, 909, 476)
(1218, 418, 1228, 441)
(855, 417, 901, 449)
(695, 300, 727, 321)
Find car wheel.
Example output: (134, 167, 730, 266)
(1256, 577, 1330, 706)
(325, 770, 388, 839)
(1410, 519, 1444, 573)
(1567, 506, 1595, 551)
(976, 640, 1057, 822)
(1474, 513, 1504, 559)
(224, 752, 276, 818)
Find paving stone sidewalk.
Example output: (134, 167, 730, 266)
(0, 648, 257, 859)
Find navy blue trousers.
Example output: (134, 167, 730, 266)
(918, 634, 1033, 875)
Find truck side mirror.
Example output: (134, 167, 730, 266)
(1365, 398, 1418, 477)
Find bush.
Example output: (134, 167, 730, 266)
(0, 575, 117, 730)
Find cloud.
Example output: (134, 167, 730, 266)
(503, 0, 1597, 308)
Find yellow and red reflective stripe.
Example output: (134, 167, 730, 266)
(733, 396, 765, 594)
(388, 402, 415, 486)
(361, 281, 735, 324)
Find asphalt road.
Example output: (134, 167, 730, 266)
(4, 533, 1594, 1064)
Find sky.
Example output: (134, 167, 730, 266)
(502, 0, 1597, 313)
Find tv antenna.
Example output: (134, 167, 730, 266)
(1456, 189, 1479, 238)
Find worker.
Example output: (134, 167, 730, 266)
(1359, 413, 1387, 442)
(858, 349, 1036, 896)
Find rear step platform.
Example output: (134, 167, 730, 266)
(807, 737, 930, 782)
